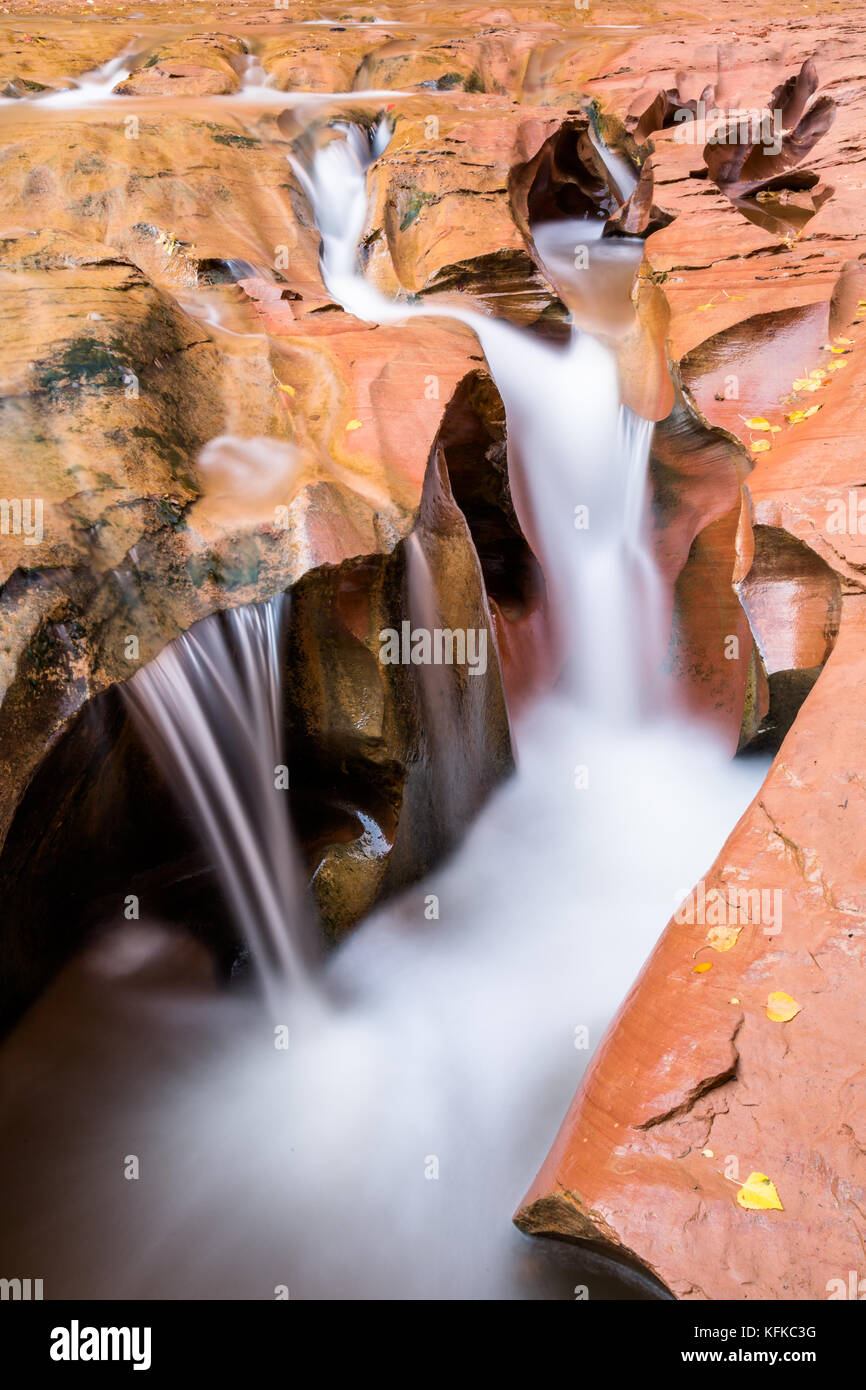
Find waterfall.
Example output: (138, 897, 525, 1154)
(238, 53, 267, 89)
(123, 596, 315, 1015)
(11, 113, 772, 1302)
(294, 120, 662, 717)
(19, 42, 140, 108)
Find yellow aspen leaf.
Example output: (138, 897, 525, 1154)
(693, 962, 713, 973)
(801, 404, 823, 418)
(345, 419, 363, 431)
(809, 368, 827, 380)
(786, 410, 806, 424)
(271, 369, 295, 397)
(750, 439, 771, 453)
(736, 1172, 783, 1211)
(697, 302, 715, 311)
(702, 1148, 714, 1157)
(707, 924, 742, 951)
(835, 336, 854, 345)
(766, 991, 801, 1022)
(828, 359, 848, 371)
(744, 417, 772, 430)
(791, 378, 811, 390)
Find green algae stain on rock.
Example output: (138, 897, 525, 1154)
(35, 336, 129, 393)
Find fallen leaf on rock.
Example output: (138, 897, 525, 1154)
(346, 419, 363, 431)
(693, 962, 713, 973)
(736, 1172, 783, 1211)
(744, 416, 772, 430)
(828, 360, 848, 371)
(750, 440, 771, 453)
(766, 991, 801, 1022)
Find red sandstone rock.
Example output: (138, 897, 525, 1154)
(517, 1, 866, 1298)
(517, 597, 866, 1300)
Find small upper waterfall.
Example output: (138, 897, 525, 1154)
(19, 42, 140, 108)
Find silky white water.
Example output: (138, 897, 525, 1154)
(292, 121, 662, 711)
(5, 115, 772, 1299)
(123, 598, 317, 1016)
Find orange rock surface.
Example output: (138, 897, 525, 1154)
(514, 0, 866, 1300)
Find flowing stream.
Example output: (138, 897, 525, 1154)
(0, 84, 771, 1300)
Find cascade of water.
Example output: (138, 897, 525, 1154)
(123, 596, 315, 1015)
(239, 53, 267, 89)
(0, 106, 775, 1304)
(294, 120, 662, 716)
(23, 42, 141, 108)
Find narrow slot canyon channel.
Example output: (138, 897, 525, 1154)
(0, 0, 864, 1325)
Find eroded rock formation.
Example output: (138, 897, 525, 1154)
(1, 0, 865, 1302)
